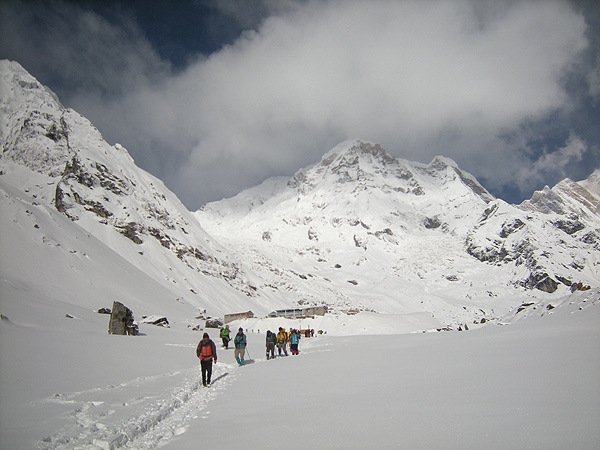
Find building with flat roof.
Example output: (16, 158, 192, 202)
(224, 311, 254, 324)
(268, 306, 327, 319)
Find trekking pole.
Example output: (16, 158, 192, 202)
(246, 347, 251, 360)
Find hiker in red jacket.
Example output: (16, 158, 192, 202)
(196, 333, 217, 387)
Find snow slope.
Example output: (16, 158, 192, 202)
(0, 59, 290, 320)
(1, 289, 597, 449)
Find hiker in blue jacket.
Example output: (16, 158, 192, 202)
(290, 329, 300, 355)
(234, 328, 247, 365)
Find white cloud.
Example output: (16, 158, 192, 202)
(528, 134, 587, 183)
(1, 0, 593, 208)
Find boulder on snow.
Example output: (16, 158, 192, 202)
(96, 307, 112, 314)
(140, 315, 170, 327)
(108, 301, 138, 336)
(205, 318, 223, 328)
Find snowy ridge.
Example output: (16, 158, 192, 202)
(0, 60, 289, 320)
(197, 139, 600, 328)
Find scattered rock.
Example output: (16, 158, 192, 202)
(97, 307, 112, 314)
(516, 302, 535, 314)
(571, 282, 591, 292)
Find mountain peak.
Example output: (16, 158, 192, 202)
(520, 168, 600, 218)
(319, 139, 395, 167)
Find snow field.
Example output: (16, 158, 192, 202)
(166, 304, 600, 450)
(1, 290, 599, 449)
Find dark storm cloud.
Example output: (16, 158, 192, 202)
(1, 0, 598, 209)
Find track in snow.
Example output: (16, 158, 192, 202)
(32, 362, 237, 450)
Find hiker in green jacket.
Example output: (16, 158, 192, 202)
(220, 325, 231, 349)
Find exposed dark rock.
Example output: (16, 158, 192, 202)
(424, 217, 441, 229)
(555, 276, 572, 286)
(516, 302, 535, 314)
(108, 301, 138, 336)
(535, 276, 559, 293)
(353, 235, 367, 249)
(205, 318, 223, 328)
(499, 218, 525, 238)
(580, 230, 599, 248)
(571, 282, 591, 292)
(83, 199, 113, 219)
(116, 222, 143, 244)
(552, 215, 585, 235)
(141, 315, 170, 327)
(374, 228, 393, 237)
(97, 307, 112, 314)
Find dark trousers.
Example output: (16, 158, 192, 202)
(222, 337, 229, 348)
(201, 359, 213, 385)
(266, 343, 275, 359)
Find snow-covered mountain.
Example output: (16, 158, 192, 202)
(0, 60, 286, 325)
(197, 140, 600, 327)
(1, 59, 599, 333)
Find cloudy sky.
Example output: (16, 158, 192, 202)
(1, 0, 599, 209)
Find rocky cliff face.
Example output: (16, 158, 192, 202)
(465, 170, 600, 293)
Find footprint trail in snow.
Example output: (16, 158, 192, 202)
(32, 361, 238, 450)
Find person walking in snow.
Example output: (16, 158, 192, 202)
(266, 330, 277, 360)
(220, 325, 231, 349)
(290, 329, 300, 355)
(196, 333, 217, 387)
(277, 327, 289, 356)
(234, 327, 247, 365)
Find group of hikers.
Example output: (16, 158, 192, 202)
(195, 324, 309, 387)
(265, 327, 301, 359)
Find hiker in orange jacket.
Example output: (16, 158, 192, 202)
(196, 333, 217, 387)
